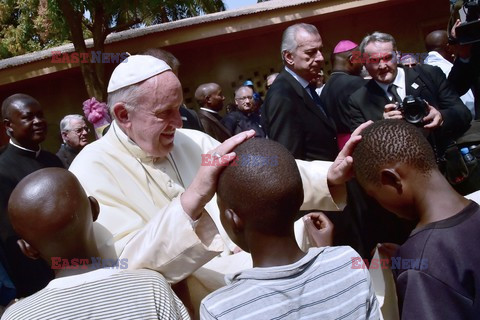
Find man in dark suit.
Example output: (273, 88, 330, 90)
(347, 32, 472, 255)
(194, 83, 231, 142)
(262, 23, 338, 161)
(320, 40, 367, 149)
(0, 94, 63, 298)
(348, 32, 471, 152)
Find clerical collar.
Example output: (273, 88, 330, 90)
(285, 66, 310, 89)
(9, 139, 41, 157)
(330, 71, 349, 76)
(200, 107, 219, 114)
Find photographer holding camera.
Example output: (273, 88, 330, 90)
(448, 1, 480, 120)
(348, 32, 472, 158)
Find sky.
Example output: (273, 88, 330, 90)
(223, 0, 258, 10)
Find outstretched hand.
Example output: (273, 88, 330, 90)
(181, 130, 256, 220)
(327, 120, 373, 186)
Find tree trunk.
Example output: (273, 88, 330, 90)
(56, 0, 107, 102)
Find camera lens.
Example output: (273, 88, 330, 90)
(404, 105, 424, 124)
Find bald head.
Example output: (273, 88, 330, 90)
(2, 93, 47, 149)
(9, 168, 98, 258)
(2, 93, 39, 120)
(194, 83, 224, 111)
(425, 30, 451, 60)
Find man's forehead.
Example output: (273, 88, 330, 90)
(295, 30, 322, 46)
(364, 41, 394, 53)
(236, 87, 252, 96)
(70, 118, 85, 126)
(11, 101, 42, 114)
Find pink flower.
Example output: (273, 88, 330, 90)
(82, 97, 111, 124)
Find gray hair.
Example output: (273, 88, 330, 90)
(60, 114, 85, 133)
(107, 81, 149, 118)
(359, 32, 397, 53)
(281, 23, 319, 62)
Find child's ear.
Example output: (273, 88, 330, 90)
(88, 196, 100, 222)
(380, 168, 403, 194)
(225, 209, 244, 234)
(17, 239, 41, 260)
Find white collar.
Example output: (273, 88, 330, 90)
(375, 67, 405, 94)
(284, 66, 310, 89)
(200, 107, 219, 114)
(111, 120, 161, 161)
(9, 139, 41, 157)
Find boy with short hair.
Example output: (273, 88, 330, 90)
(353, 120, 480, 319)
(200, 138, 378, 319)
(2, 168, 189, 319)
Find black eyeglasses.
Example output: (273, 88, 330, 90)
(69, 126, 90, 135)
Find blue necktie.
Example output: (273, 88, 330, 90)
(307, 84, 329, 117)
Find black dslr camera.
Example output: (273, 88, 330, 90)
(397, 95, 429, 125)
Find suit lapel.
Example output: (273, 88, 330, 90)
(200, 109, 231, 137)
(365, 80, 391, 119)
(282, 71, 336, 131)
(403, 67, 423, 97)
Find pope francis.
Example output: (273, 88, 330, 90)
(69, 54, 367, 315)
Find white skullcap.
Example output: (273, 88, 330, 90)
(107, 55, 172, 93)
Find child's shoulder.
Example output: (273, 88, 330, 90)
(314, 245, 361, 261)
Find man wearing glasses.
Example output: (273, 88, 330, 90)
(347, 31, 471, 155)
(221, 85, 266, 138)
(56, 114, 90, 168)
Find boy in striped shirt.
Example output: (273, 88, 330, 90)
(2, 168, 189, 320)
(200, 138, 379, 319)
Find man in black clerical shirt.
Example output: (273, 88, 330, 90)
(0, 94, 63, 298)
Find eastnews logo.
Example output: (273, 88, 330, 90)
(51, 257, 128, 270)
(351, 257, 428, 270)
(51, 51, 129, 64)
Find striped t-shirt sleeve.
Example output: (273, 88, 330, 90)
(1, 269, 189, 320)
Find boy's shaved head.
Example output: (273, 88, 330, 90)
(9, 168, 98, 259)
(218, 138, 304, 236)
(353, 120, 437, 187)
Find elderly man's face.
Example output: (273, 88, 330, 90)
(126, 72, 183, 158)
(235, 87, 255, 113)
(364, 41, 398, 84)
(286, 29, 324, 82)
(63, 118, 89, 150)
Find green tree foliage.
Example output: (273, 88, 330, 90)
(0, 0, 225, 100)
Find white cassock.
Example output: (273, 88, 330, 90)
(69, 120, 345, 308)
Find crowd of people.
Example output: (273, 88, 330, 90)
(0, 17, 479, 320)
